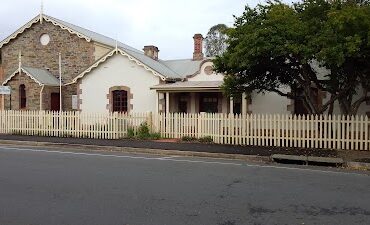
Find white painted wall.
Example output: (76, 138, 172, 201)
(80, 54, 159, 113)
(250, 91, 291, 114)
(188, 61, 224, 82)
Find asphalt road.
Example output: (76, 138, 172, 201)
(0, 145, 369, 225)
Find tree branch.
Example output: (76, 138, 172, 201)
(266, 88, 295, 99)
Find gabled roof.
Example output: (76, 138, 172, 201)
(160, 58, 215, 78)
(160, 59, 203, 78)
(0, 15, 40, 48)
(69, 48, 173, 84)
(0, 14, 183, 80)
(2, 66, 60, 86)
(0, 14, 92, 48)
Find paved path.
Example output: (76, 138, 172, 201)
(0, 145, 369, 225)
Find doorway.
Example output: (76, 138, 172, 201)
(51, 93, 60, 111)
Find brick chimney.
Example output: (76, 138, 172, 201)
(143, 45, 159, 60)
(0, 50, 3, 83)
(0, 66, 3, 84)
(193, 33, 204, 61)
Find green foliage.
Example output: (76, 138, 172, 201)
(126, 122, 162, 140)
(198, 136, 214, 143)
(127, 127, 136, 138)
(137, 122, 150, 139)
(181, 136, 198, 142)
(215, 0, 370, 115)
(205, 24, 229, 57)
(149, 132, 161, 140)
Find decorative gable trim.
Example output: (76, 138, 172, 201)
(43, 15, 91, 42)
(0, 14, 91, 49)
(185, 59, 213, 79)
(67, 48, 167, 85)
(119, 48, 166, 81)
(3, 67, 43, 86)
(0, 16, 40, 49)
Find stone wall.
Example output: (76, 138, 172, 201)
(41, 86, 59, 110)
(63, 84, 77, 110)
(0, 20, 96, 110)
(4, 72, 42, 110)
(0, 65, 3, 109)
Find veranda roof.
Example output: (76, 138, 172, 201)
(151, 81, 223, 91)
(2, 66, 60, 86)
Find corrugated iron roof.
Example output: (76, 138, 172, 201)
(44, 15, 183, 79)
(151, 81, 223, 90)
(0, 14, 209, 80)
(22, 66, 60, 86)
(160, 59, 203, 78)
(2, 66, 60, 86)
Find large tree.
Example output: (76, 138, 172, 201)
(313, 0, 370, 115)
(204, 24, 228, 57)
(214, 0, 370, 115)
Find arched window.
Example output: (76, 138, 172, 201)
(19, 84, 26, 109)
(112, 90, 128, 112)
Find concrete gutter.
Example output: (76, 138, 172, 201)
(271, 154, 345, 166)
(0, 139, 368, 171)
(0, 139, 270, 163)
(270, 154, 370, 171)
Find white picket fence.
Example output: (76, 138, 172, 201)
(156, 113, 370, 151)
(0, 111, 149, 139)
(0, 110, 369, 151)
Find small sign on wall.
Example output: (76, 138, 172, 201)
(72, 95, 78, 110)
(0, 86, 11, 95)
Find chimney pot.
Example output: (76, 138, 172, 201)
(193, 33, 204, 61)
(143, 45, 159, 60)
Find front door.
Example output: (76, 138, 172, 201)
(51, 93, 60, 111)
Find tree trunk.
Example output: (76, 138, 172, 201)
(328, 95, 335, 115)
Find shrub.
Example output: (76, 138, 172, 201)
(198, 136, 213, 143)
(137, 122, 151, 139)
(127, 127, 136, 139)
(125, 123, 161, 140)
(150, 132, 161, 140)
(181, 136, 197, 142)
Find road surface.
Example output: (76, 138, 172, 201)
(0, 145, 369, 225)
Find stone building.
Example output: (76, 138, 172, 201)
(0, 13, 248, 114)
(0, 13, 368, 115)
(0, 14, 111, 111)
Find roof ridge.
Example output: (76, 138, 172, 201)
(0, 13, 184, 79)
(43, 14, 181, 78)
(44, 14, 102, 37)
(44, 14, 145, 54)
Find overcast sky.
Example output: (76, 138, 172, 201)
(0, 0, 257, 60)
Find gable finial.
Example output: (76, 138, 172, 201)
(18, 50, 22, 72)
(114, 32, 119, 54)
(40, 0, 44, 24)
(18, 50, 22, 76)
(115, 39, 118, 54)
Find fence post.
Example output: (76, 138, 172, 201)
(147, 111, 153, 133)
(197, 113, 202, 138)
